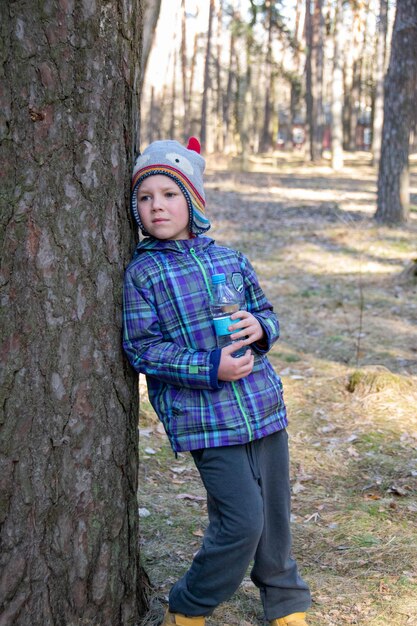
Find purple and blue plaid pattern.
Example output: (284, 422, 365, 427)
(123, 236, 288, 452)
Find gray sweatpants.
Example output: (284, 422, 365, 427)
(168, 429, 311, 620)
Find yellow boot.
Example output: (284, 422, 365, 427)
(161, 609, 206, 626)
(270, 613, 309, 626)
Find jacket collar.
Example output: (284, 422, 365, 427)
(134, 235, 214, 256)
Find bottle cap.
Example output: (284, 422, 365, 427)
(211, 273, 226, 284)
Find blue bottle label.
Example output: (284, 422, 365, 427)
(213, 316, 241, 336)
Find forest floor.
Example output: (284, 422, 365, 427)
(137, 151, 417, 626)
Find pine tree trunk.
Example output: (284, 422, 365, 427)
(260, 0, 274, 153)
(372, 0, 388, 167)
(305, 0, 314, 159)
(305, 0, 324, 161)
(141, 0, 162, 91)
(215, 1, 224, 152)
(312, 0, 324, 159)
(331, 0, 344, 170)
(201, 0, 215, 152)
(0, 2, 146, 624)
(376, 0, 417, 224)
(223, 13, 236, 154)
(181, 0, 190, 140)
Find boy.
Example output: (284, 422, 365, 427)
(123, 138, 311, 626)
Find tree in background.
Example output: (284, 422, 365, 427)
(201, 0, 215, 151)
(331, 0, 344, 170)
(141, 0, 162, 91)
(307, 0, 325, 162)
(259, 0, 276, 152)
(371, 0, 389, 168)
(376, 0, 417, 224)
(0, 1, 147, 623)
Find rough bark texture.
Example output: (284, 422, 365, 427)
(376, 0, 417, 224)
(0, 1, 146, 624)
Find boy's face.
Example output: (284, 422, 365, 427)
(137, 175, 190, 240)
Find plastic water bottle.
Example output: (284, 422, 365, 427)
(210, 273, 245, 357)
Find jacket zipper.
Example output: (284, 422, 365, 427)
(189, 246, 253, 441)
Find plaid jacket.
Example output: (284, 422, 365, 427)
(123, 236, 287, 452)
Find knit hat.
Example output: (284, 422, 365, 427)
(131, 137, 210, 236)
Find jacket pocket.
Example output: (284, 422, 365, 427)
(170, 384, 240, 437)
(239, 358, 285, 421)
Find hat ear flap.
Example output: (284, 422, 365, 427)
(187, 137, 201, 154)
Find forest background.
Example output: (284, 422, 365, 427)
(140, 0, 416, 224)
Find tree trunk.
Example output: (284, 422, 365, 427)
(188, 33, 199, 139)
(331, 0, 344, 170)
(170, 48, 178, 140)
(215, 0, 224, 152)
(305, 0, 314, 158)
(290, 0, 304, 128)
(260, 0, 274, 153)
(240, 26, 253, 167)
(141, 0, 162, 91)
(375, 0, 417, 224)
(201, 0, 215, 152)
(223, 11, 236, 154)
(305, 0, 324, 161)
(372, 0, 388, 167)
(0, 2, 147, 624)
(312, 0, 324, 159)
(181, 0, 190, 140)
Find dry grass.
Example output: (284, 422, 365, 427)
(138, 153, 417, 626)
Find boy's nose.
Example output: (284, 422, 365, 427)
(151, 196, 164, 210)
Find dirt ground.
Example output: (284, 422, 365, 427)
(138, 152, 417, 626)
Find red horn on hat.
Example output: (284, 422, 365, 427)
(187, 137, 201, 154)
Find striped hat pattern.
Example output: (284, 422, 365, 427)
(131, 137, 210, 236)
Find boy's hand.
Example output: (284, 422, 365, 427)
(228, 310, 264, 345)
(218, 342, 254, 381)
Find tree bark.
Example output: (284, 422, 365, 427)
(331, 0, 344, 170)
(215, 0, 224, 152)
(305, 0, 314, 158)
(0, 1, 146, 624)
(372, 0, 388, 167)
(375, 0, 417, 224)
(305, 0, 324, 161)
(181, 0, 190, 140)
(260, 0, 274, 153)
(312, 0, 324, 159)
(223, 10, 236, 154)
(201, 0, 215, 152)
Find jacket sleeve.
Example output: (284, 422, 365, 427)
(122, 266, 220, 389)
(239, 253, 280, 353)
